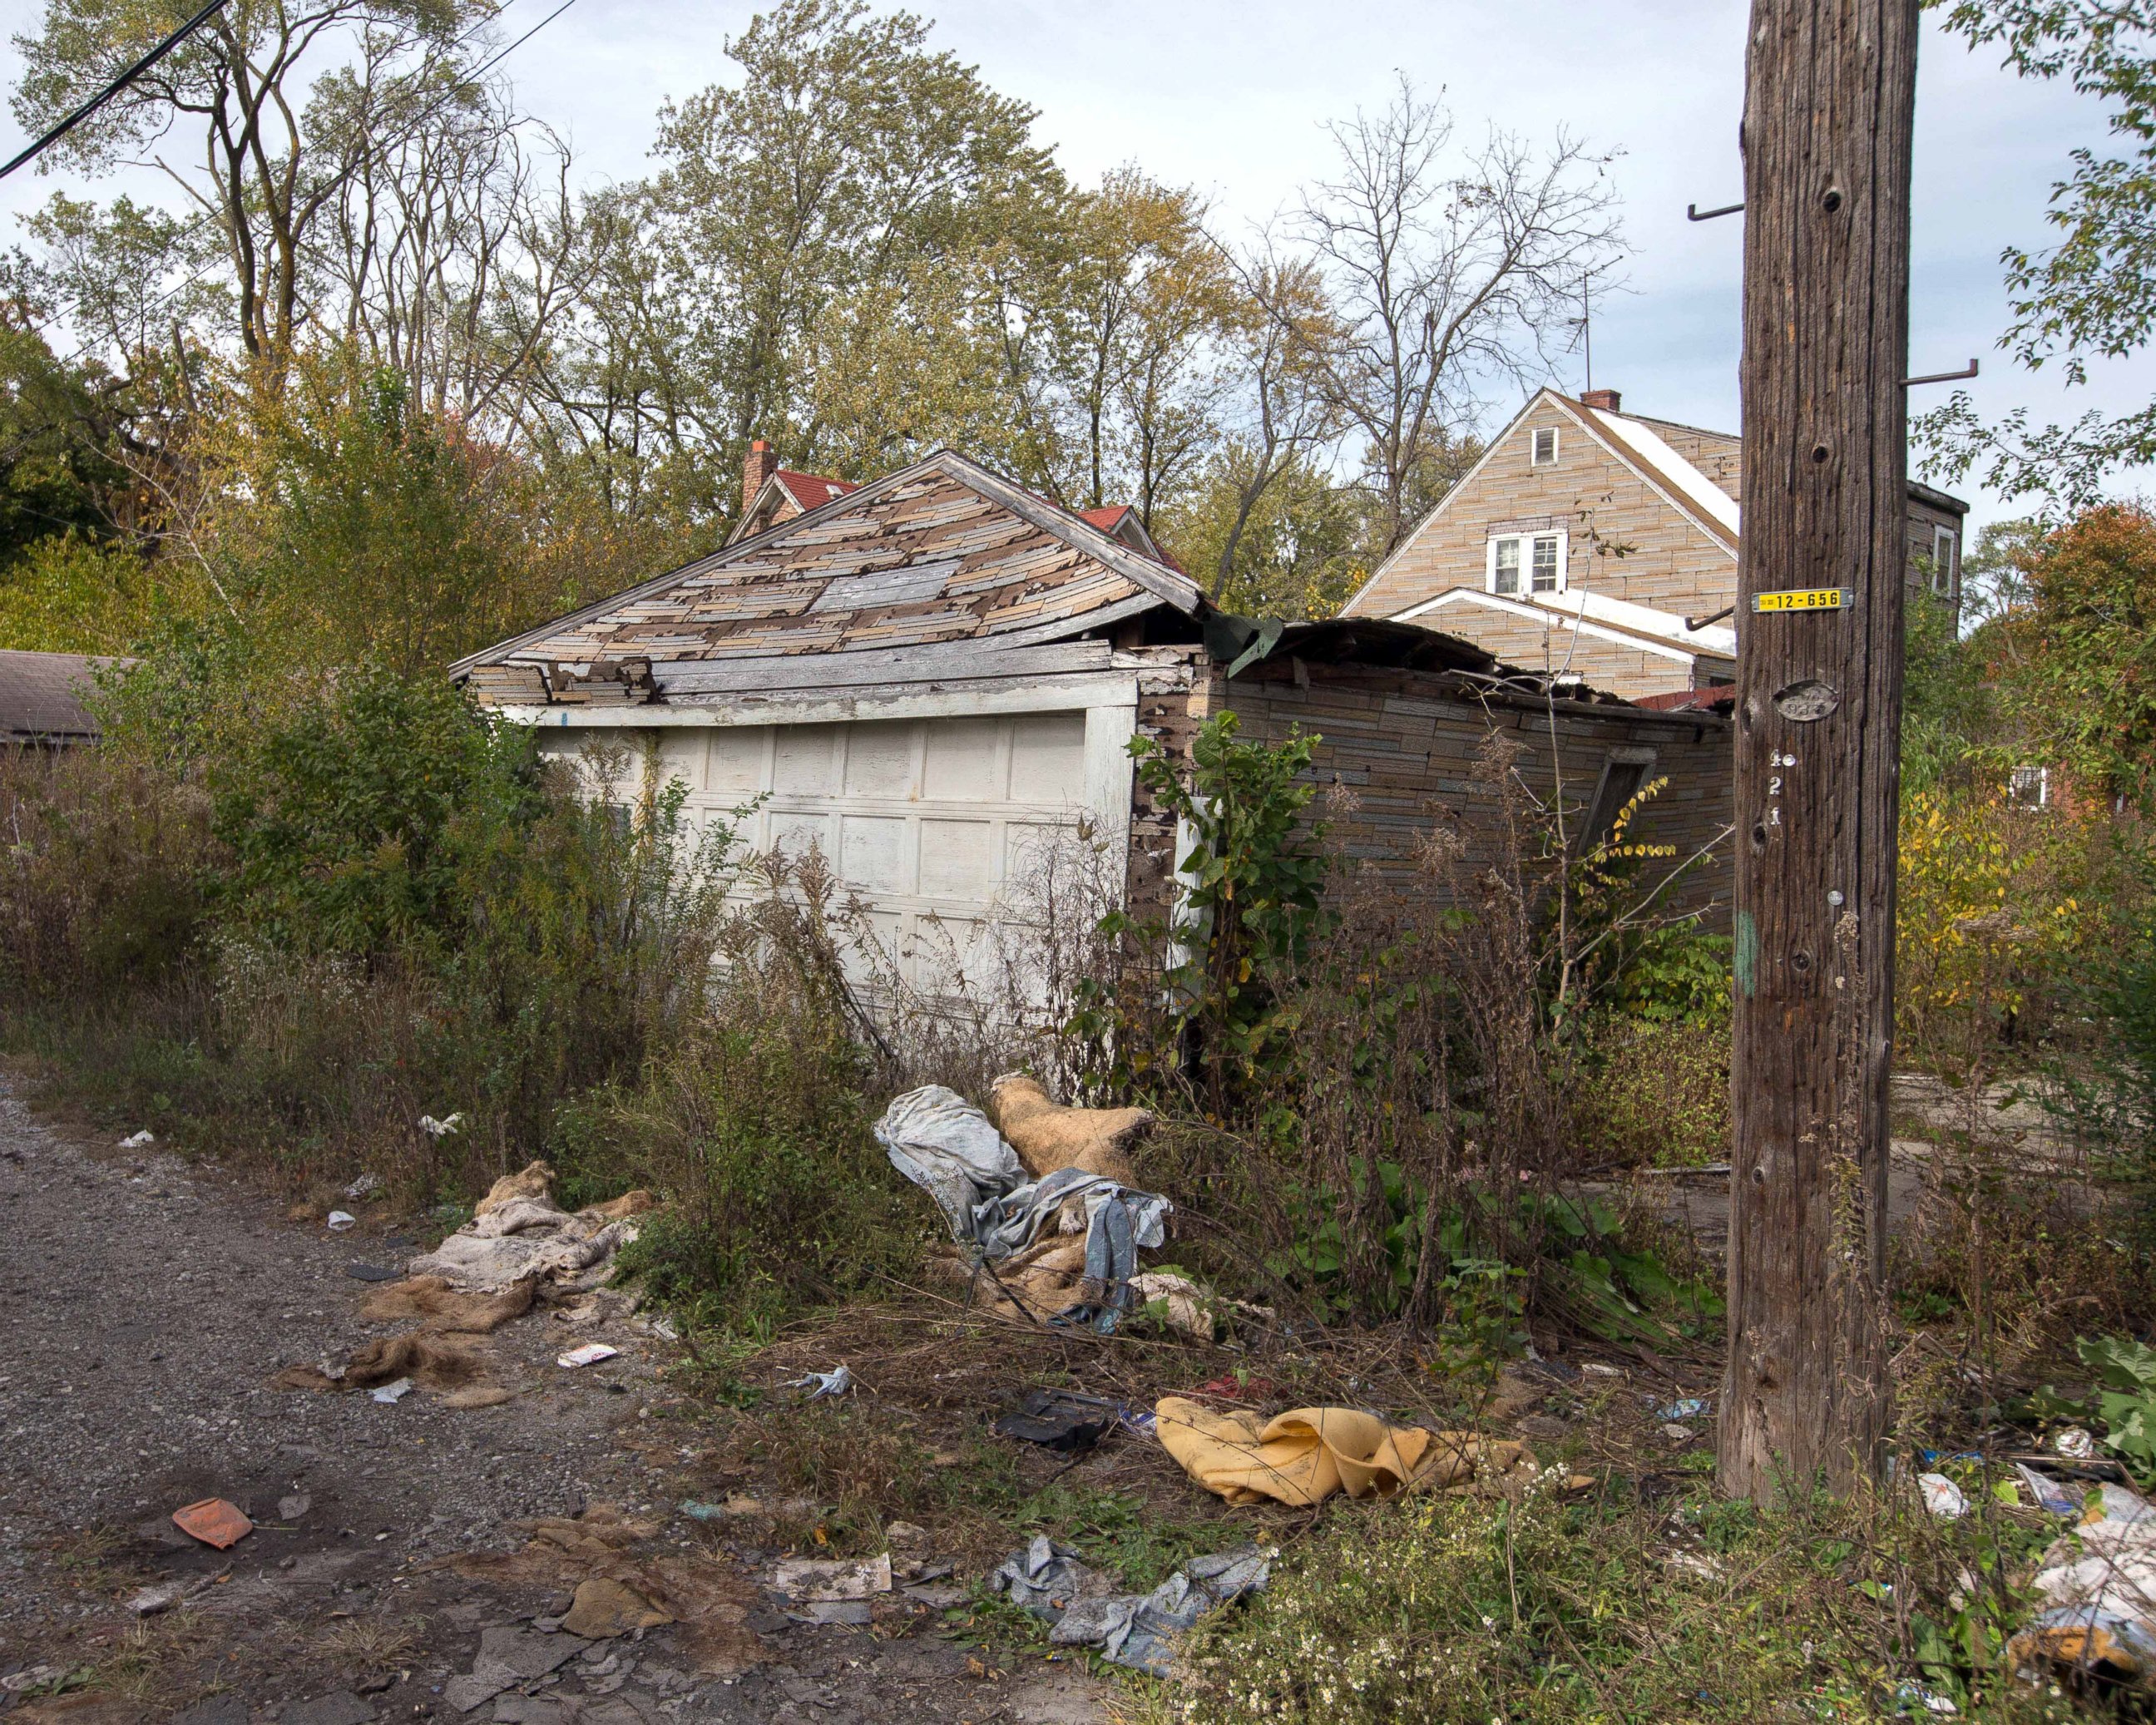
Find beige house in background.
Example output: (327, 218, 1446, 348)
(1343, 386, 1969, 702)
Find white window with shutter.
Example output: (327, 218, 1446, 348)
(1486, 531, 1567, 596)
(1530, 427, 1560, 467)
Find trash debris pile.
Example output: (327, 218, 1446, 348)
(990, 1534, 1273, 1676)
(270, 1164, 661, 1409)
(1154, 1396, 1542, 1506)
(2010, 1477, 2156, 1686)
(407, 1161, 654, 1293)
(876, 1085, 1172, 1333)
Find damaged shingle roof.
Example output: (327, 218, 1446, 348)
(452, 450, 1202, 680)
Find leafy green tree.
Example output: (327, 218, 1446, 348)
(219, 356, 549, 675)
(1998, 502, 2156, 803)
(1921, 1, 2156, 503)
(630, 0, 1065, 512)
(0, 316, 130, 561)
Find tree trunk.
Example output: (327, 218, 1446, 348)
(1718, 0, 1917, 1502)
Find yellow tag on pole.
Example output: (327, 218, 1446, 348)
(1751, 587, 1852, 613)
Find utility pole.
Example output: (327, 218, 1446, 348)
(1718, 0, 1918, 1501)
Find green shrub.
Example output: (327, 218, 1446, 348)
(1570, 1004, 1733, 1169)
(1, 663, 743, 1204)
(0, 746, 217, 995)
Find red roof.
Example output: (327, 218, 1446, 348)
(776, 470, 859, 512)
(1078, 504, 1132, 534)
(1631, 686, 1735, 713)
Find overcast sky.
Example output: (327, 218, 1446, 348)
(6, 0, 2153, 536)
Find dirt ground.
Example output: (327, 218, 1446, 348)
(0, 1076, 1106, 1725)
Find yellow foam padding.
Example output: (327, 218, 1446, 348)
(1154, 1397, 1524, 1507)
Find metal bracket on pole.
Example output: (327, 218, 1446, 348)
(1687, 200, 1746, 221)
(1901, 359, 1979, 387)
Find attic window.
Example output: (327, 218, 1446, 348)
(1488, 531, 1567, 596)
(1530, 427, 1560, 467)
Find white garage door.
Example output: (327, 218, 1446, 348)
(543, 711, 1098, 992)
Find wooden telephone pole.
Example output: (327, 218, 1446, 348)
(1718, 0, 1919, 1501)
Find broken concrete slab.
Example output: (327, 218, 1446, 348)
(477, 1627, 589, 1681)
(491, 1701, 578, 1725)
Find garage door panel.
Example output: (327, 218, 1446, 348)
(839, 814, 912, 892)
(1009, 713, 1085, 804)
(919, 818, 997, 898)
(774, 724, 841, 794)
(707, 726, 768, 793)
(922, 717, 1006, 801)
(843, 720, 917, 798)
(655, 732, 708, 790)
(769, 811, 833, 863)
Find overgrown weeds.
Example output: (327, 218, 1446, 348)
(1163, 1473, 2075, 1724)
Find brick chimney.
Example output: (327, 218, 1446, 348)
(742, 437, 778, 517)
(1580, 388, 1622, 413)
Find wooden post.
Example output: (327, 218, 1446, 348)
(1718, 0, 1918, 1501)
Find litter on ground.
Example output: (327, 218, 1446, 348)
(118, 1130, 154, 1149)
(558, 1342, 620, 1368)
(419, 1112, 467, 1138)
(370, 1377, 415, 1404)
(325, 1210, 357, 1232)
(990, 1535, 1273, 1676)
(992, 1387, 1125, 1451)
(781, 1365, 853, 1400)
(171, 1497, 254, 1550)
(2009, 1480, 2156, 1687)
(344, 1172, 383, 1199)
(1154, 1397, 1539, 1506)
(1918, 1473, 1967, 1519)
(769, 1554, 893, 1603)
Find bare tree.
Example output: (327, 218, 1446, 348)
(1207, 254, 1338, 599)
(1283, 78, 1623, 556)
(307, 34, 592, 427)
(12, 0, 493, 377)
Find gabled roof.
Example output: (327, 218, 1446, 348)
(1075, 503, 1189, 575)
(1394, 586, 1738, 670)
(1347, 384, 1969, 619)
(452, 450, 1204, 689)
(0, 650, 121, 744)
(774, 469, 858, 513)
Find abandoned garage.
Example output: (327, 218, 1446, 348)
(451, 448, 1734, 985)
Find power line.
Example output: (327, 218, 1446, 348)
(0, 0, 230, 181)
(32, 0, 575, 358)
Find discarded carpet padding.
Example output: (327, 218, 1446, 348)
(476, 1159, 555, 1217)
(408, 1164, 648, 1293)
(1154, 1397, 1538, 1507)
(341, 1332, 490, 1391)
(358, 1273, 539, 1333)
(447, 1506, 759, 1673)
(438, 1385, 516, 1410)
(924, 1238, 1096, 1323)
(988, 1074, 1151, 1185)
(2009, 1480, 2156, 1686)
